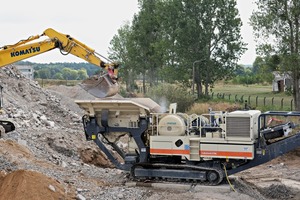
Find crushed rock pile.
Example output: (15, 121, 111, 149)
(0, 65, 82, 130)
(0, 65, 125, 199)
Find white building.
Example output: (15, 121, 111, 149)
(272, 71, 292, 92)
(15, 65, 34, 79)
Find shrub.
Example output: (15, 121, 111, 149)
(145, 83, 194, 112)
(187, 102, 242, 114)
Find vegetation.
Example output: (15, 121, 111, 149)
(109, 0, 246, 99)
(187, 102, 242, 114)
(251, 0, 300, 110)
(145, 83, 194, 112)
(16, 61, 101, 80)
(231, 57, 274, 85)
(211, 83, 294, 111)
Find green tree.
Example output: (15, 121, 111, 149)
(37, 68, 51, 79)
(158, 0, 246, 98)
(252, 57, 264, 75)
(53, 72, 64, 80)
(235, 64, 246, 76)
(130, 0, 164, 92)
(62, 68, 78, 80)
(109, 23, 138, 92)
(77, 68, 88, 80)
(109, 0, 245, 98)
(251, 0, 300, 110)
(253, 56, 278, 84)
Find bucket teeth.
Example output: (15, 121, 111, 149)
(80, 74, 119, 98)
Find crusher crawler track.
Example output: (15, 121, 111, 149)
(131, 163, 225, 185)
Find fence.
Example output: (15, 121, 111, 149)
(211, 92, 294, 111)
(36, 79, 80, 87)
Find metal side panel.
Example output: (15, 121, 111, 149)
(150, 136, 190, 156)
(75, 98, 161, 117)
(200, 143, 254, 160)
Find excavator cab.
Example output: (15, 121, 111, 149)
(80, 73, 119, 98)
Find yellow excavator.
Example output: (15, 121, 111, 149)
(0, 28, 120, 134)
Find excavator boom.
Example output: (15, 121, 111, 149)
(0, 38, 57, 67)
(0, 28, 119, 98)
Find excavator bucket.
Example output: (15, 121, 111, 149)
(80, 74, 119, 98)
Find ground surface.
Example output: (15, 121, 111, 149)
(0, 65, 300, 200)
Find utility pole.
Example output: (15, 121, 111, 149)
(192, 60, 203, 95)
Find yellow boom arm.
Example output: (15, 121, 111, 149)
(0, 28, 118, 77)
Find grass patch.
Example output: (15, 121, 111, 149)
(211, 83, 294, 110)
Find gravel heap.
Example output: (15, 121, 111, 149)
(0, 65, 150, 200)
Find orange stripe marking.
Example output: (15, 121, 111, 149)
(150, 149, 253, 158)
(150, 149, 190, 155)
(200, 150, 252, 158)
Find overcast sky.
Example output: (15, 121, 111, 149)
(1, 0, 256, 65)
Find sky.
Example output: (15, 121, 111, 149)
(1, 0, 256, 65)
(236, 0, 257, 65)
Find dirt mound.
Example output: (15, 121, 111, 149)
(79, 147, 114, 168)
(270, 147, 300, 167)
(260, 183, 293, 199)
(0, 169, 74, 200)
(46, 85, 96, 100)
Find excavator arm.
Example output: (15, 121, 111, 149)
(0, 28, 119, 97)
(0, 34, 58, 67)
(43, 28, 119, 78)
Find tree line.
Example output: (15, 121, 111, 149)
(16, 61, 101, 80)
(232, 55, 279, 85)
(109, 0, 246, 99)
(109, 0, 300, 110)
